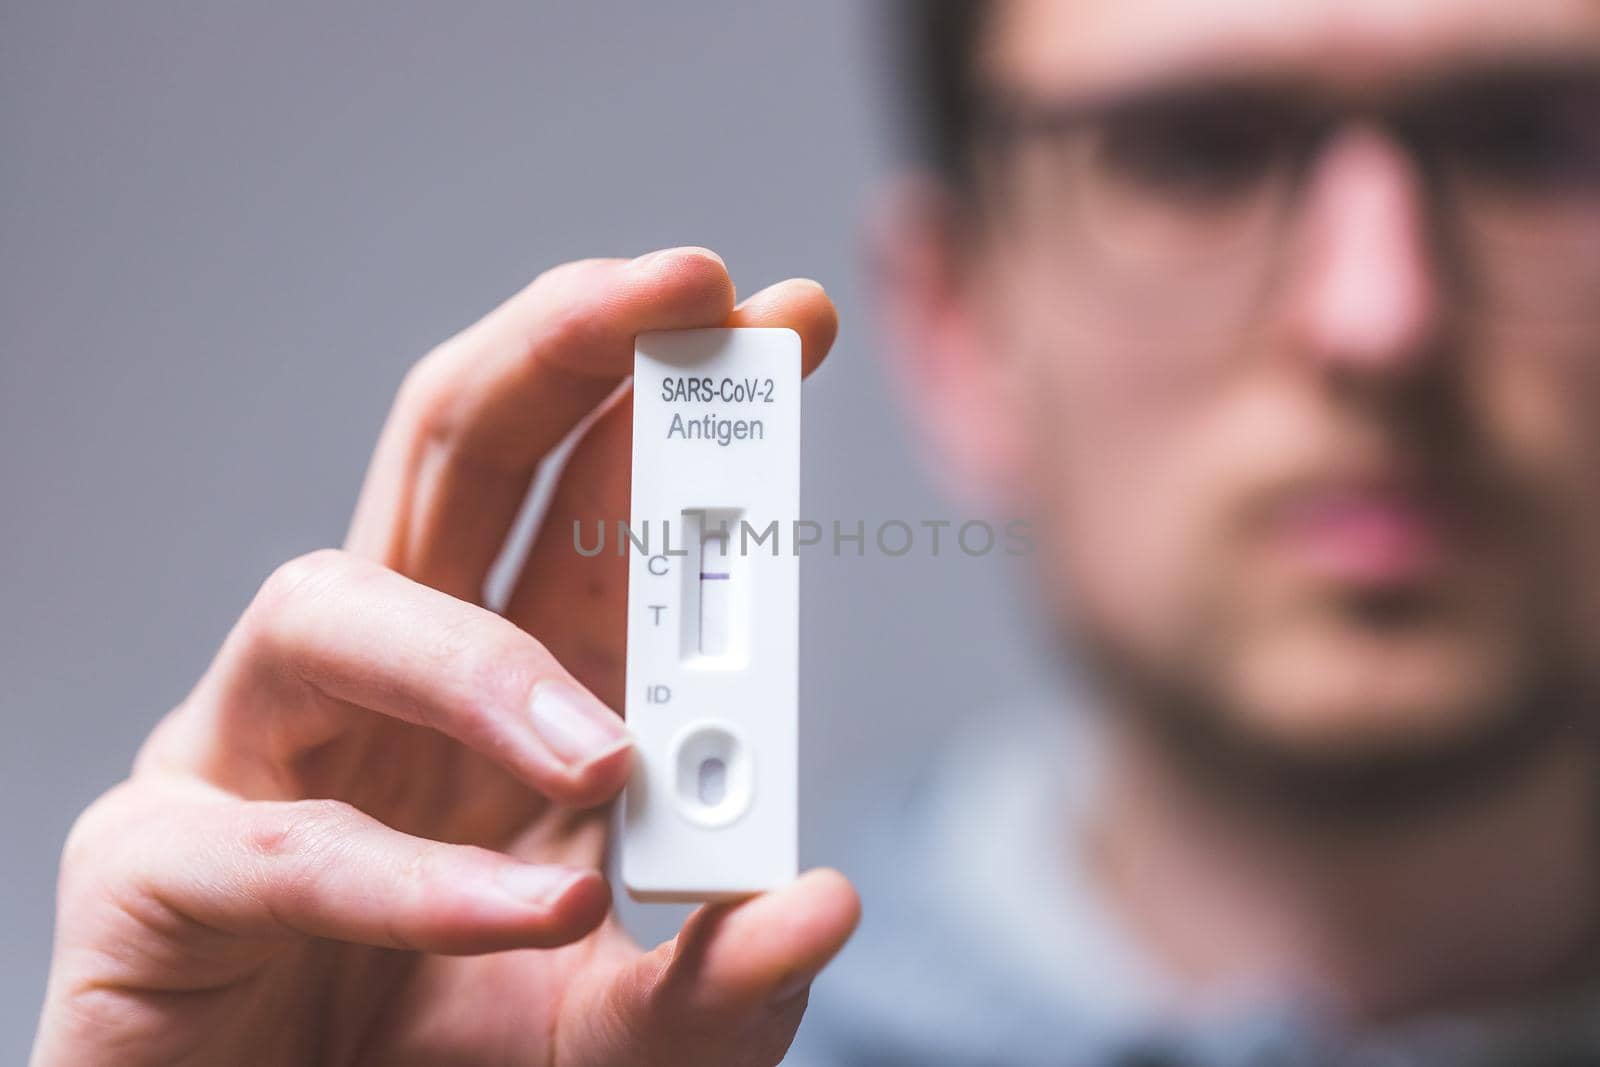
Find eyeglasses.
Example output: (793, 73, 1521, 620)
(971, 59, 1600, 340)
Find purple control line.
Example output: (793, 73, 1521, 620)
(699, 572, 731, 580)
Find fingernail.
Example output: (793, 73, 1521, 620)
(631, 245, 725, 271)
(530, 680, 630, 766)
(499, 864, 588, 906)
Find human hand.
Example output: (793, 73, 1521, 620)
(31, 248, 858, 1067)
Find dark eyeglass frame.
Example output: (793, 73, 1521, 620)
(957, 55, 1600, 339)
(968, 56, 1600, 208)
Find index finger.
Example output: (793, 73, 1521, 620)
(346, 247, 736, 600)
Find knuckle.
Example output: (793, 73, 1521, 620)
(535, 264, 621, 355)
(246, 550, 354, 639)
(452, 613, 537, 686)
(397, 841, 435, 889)
(55, 782, 172, 909)
(530, 256, 616, 296)
(393, 257, 631, 449)
(396, 343, 468, 446)
(426, 614, 541, 733)
(392, 254, 639, 454)
(59, 786, 135, 875)
(250, 798, 361, 866)
(259, 549, 349, 607)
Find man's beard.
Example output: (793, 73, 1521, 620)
(1073, 601, 1593, 829)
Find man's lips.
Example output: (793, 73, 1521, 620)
(1262, 484, 1467, 586)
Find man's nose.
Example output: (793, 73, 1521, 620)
(1281, 125, 1447, 380)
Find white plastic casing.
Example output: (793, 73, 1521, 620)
(622, 327, 800, 902)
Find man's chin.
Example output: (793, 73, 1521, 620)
(1228, 623, 1523, 755)
(1113, 623, 1580, 824)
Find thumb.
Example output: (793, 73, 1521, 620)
(563, 868, 860, 1067)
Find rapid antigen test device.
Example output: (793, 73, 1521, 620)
(622, 327, 800, 902)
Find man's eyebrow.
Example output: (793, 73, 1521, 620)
(972, 71, 1308, 122)
(977, 49, 1600, 125)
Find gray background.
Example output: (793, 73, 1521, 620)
(0, 3, 1050, 1056)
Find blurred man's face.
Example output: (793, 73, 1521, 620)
(923, 0, 1600, 788)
